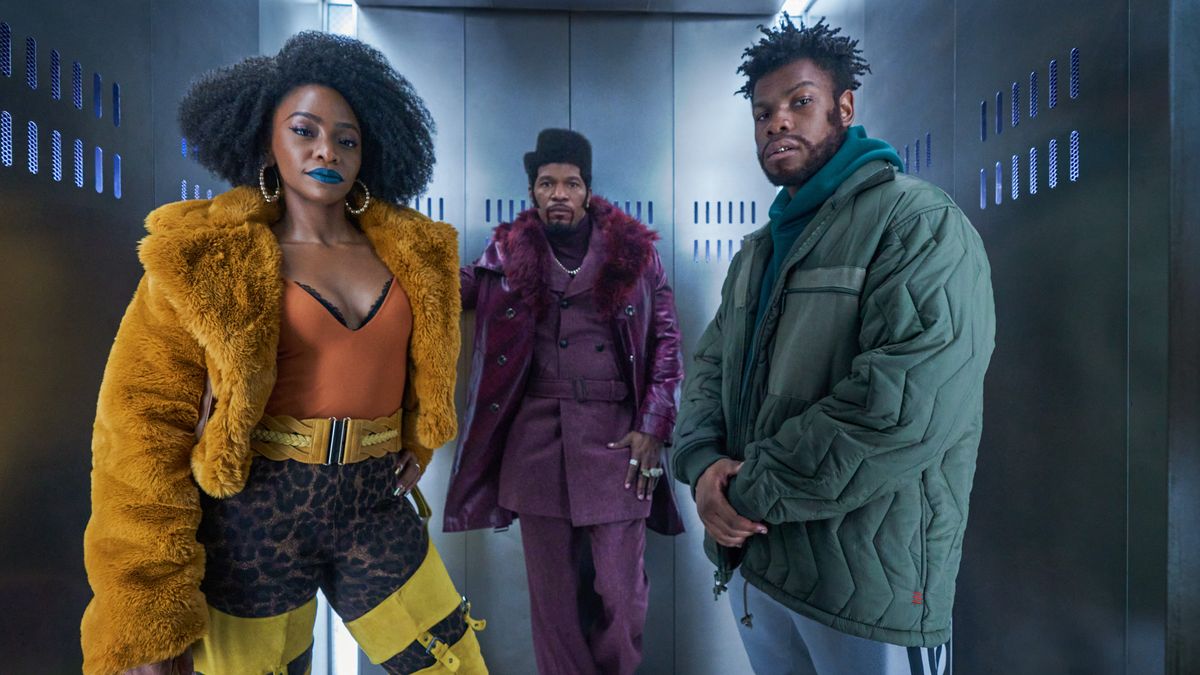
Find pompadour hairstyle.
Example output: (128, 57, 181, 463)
(178, 31, 435, 204)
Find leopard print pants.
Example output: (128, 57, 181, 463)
(197, 454, 467, 674)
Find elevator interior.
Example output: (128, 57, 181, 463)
(0, 0, 1195, 673)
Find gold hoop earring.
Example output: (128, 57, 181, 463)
(346, 179, 371, 216)
(259, 165, 280, 203)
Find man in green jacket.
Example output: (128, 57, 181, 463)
(672, 17, 995, 674)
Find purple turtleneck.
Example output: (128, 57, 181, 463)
(544, 215, 593, 271)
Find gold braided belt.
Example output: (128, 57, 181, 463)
(249, 408, 403, 465)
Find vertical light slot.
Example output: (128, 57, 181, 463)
(26, 120, 37, 173)
(94, 145, 103, 193)
(181, 179, 187, 200)
(904, 144, 910, 171)
(112, 82, 121, 127)
(194, 183, 200, 199)
(1029, 71, 1039, 118)
(1011, 82, 1019, 127)
(926, 132, 932, 168)
(24, 37, 35, 90)
(692, 239, 699, 263)
(0, 22, 10, 77)
(1070, 48, 1080, 99)
(980, 100, 987, 141)
(994, 161, 1002, 205)
(181, 137, 187, 158)
(915, 139, 921, 173)
(206, 189, 213, 199)
(1048, 59, 1058, 109)
(73, 138, 83, 187)
(1029, 147, 1038, 195)
(113, 153, 121, 199)
(93, 72, 102, 119)
(1010, 154, 1019, 200)
(1048, 138, 1059, 188)
(51, 129, 61, 181)
(50, 49, 60, 100)
(0, 110, 11, 167)
(995, 91, 1003, 136)
(1069, 130, 1080, 181)
(72, 61, 81, 109)
(979, 169, 987, 210)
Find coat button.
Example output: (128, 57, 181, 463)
(595, 344, 605, 352)
(559, 339, 569, 348)
(505, 307, 516, 318)
(629, 354, 635, 361)
(560, 299, 570, 309)
(489, 402, 500, 412)
(625, 305, 635, 316)
(497, 355, 508, 365)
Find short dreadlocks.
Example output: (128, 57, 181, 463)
(736, 15, 871, 100)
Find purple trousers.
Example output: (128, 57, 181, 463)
(519, 513, 648, 675)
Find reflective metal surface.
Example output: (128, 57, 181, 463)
(2, 1, 1196, 673)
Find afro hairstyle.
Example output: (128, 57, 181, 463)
(178, 31, 435, 204)
(523, 128, 593, 187)
(736, 15, 871, 100)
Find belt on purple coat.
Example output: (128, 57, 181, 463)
(526, 377, 629, 402)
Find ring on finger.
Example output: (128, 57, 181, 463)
(629, 458, 640, 467)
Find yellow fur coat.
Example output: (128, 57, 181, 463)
(80, 186, 461, 674)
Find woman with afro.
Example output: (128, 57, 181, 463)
(80, 31, 486, 675)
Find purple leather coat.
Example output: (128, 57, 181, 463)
(443, 197, 684, 535)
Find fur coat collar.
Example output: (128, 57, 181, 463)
(137, 185, 459, 497)
(479, 196, 659, 315)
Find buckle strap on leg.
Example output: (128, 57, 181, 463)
(418, 632, 461, 672)
(459, 596, 486, 632)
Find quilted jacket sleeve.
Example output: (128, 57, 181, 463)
(727, 205, 995, 524)
(81, 276, 208, 675)
(635, 249, 684, 443)
(671, 256, 737, 488)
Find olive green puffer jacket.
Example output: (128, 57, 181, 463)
(672, 160, 995, 647)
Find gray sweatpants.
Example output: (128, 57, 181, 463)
(728, 570, 949, 675)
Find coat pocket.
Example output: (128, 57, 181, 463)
(766, 267, 865, 401)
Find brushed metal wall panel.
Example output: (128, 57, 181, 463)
(857, 0, 954, 195)
(569, 13, 676, 674)
(670, 14, 776, 675)
(357, 3, 469, 599)
(951, 1, 1129, 672)
(0, 1, 258, 670)
(462, 11, 570, 672)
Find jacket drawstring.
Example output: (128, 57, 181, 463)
(740, 577, 754, 628)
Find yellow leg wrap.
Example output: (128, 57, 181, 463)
(193, 597, 317, 675)
(411, 626, 488, 675)
(343, 540, 464, 665)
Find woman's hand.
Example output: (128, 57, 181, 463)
(393, 449, 424, 496)
(121, 650, 194, 675)
(610, 431, 665, 501)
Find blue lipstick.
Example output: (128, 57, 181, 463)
(306, 168, 344, 184)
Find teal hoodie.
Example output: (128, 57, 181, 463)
(747, 126, 903, 377)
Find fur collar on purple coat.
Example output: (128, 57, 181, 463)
(483, 196, 659, 314)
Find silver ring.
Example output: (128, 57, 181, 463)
(629, 458, 640, 466)
(649, 467, 664, 478)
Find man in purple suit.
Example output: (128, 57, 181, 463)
(445, 128, 684, 675)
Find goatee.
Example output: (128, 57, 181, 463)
(761, 124, 847, 189)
